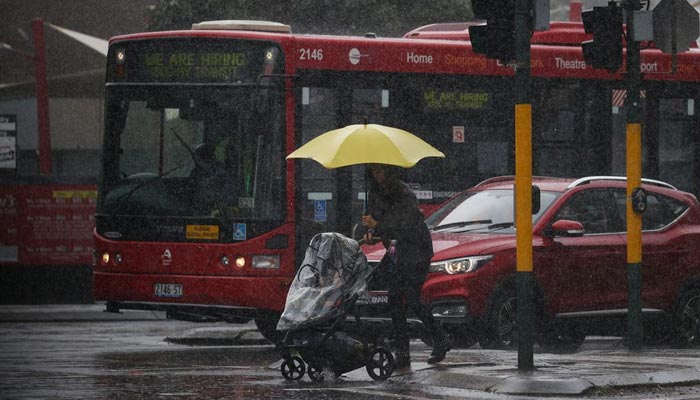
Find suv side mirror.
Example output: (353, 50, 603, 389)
(547, 219, 585, 238)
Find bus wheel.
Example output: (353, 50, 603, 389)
(254, 311, 284, 344)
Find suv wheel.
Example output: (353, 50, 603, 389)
(480, 288, 517, 349)
(677, 286, 700, 348)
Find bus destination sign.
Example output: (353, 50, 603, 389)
(110, 39, 283, 84)
(144, 52, 247, 81)
(424, 89, 490, 110)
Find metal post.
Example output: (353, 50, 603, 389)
(623, 0, 643, 351)
(515, 0, 534, 370)
(32, 18, 51, 175)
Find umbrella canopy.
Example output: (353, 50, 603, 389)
(286, 124, 444, 168)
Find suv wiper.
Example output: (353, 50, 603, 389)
(430, 219, 492, 231)
(109, 164, 185, 219)
(487, 222, 514, 230)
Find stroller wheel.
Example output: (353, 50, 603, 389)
(308, 364, 336, 382)
(366, 347, 394, 381)
(281, 356, 306, 381)
(307, 364, 324, 382)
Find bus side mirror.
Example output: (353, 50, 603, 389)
(532, 185, 541, 214)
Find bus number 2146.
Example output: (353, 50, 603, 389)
(299, 48, 323, 61)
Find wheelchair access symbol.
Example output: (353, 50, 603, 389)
(233, 223, 247, 241)
(314, 200, 327, 222)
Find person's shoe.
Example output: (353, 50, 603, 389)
(427, 346, 448, 364)
(427, 335, 452, 364)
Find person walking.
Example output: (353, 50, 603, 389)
(361, 163, 450, 370)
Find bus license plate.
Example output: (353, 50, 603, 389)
(154, 283, 182, 298)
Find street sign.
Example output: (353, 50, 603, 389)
(653, 0, 700, 53)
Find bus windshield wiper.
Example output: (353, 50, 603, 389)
(171, 128, 215, 175)
(430, 219, 492, 231)
(109, 164, 185, 219)
(487, 222, 515, 230)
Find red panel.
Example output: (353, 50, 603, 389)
(0, 184, 96, 265)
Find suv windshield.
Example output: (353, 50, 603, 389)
(426, 189, 558, 233)
(98, 85, 285, 221)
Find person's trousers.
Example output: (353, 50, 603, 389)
(387, 260, 443, 353)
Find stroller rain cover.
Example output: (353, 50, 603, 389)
(277, 232, 372, 331)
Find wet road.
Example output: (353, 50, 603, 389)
(0, 319, 478, 399)
(0, 320, 278, 399)
(2, 318, 700, 399)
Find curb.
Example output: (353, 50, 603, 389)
(165, 327, 271, 346)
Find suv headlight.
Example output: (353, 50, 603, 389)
(429, 255, 493, 274)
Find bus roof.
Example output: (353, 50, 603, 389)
(108, 20, 700, 83)
(191, 20, 292, 33)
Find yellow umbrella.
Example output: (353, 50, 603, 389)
(286, 123, 444, 168)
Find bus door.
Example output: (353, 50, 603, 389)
(609, 84, 700, 197)
(653, 93, 699, 196)
(533, 80, 612, 178)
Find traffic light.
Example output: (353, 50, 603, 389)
(469, 0, 515, 62)
(581, 4, 623, 72)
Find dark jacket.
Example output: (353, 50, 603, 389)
(368, 170, 433, 268)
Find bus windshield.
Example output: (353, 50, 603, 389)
(99, 84, 285, 225)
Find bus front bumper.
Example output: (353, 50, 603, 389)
(94, 271, 291, 321)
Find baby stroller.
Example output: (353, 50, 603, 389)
(276, 232, 395, 382)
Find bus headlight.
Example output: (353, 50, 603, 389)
(252, 255, 280, 269)
(429, 255, 493, 275)
(116, 48, 125, 64)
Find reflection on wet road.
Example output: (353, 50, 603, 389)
(0, 320, 471, 400)
(5, 318, 700, 399)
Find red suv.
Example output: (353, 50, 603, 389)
(367, 176, 700, 352)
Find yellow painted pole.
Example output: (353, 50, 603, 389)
(626, 121, 643, 350)
(514, 0, 533, 370)
(626, 123, 642, 264)
(515, 102, 533, 370)
(515, 104, 533, 273)
(624, 0, 643, 350)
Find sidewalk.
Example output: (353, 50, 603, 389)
(2, 303, 699, 396)
(406, 346, 700, 395)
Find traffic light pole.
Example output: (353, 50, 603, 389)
(514, 0, 534, 370)
(623, 0, 643, 351)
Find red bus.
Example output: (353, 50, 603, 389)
(94, 20, 700, 341)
